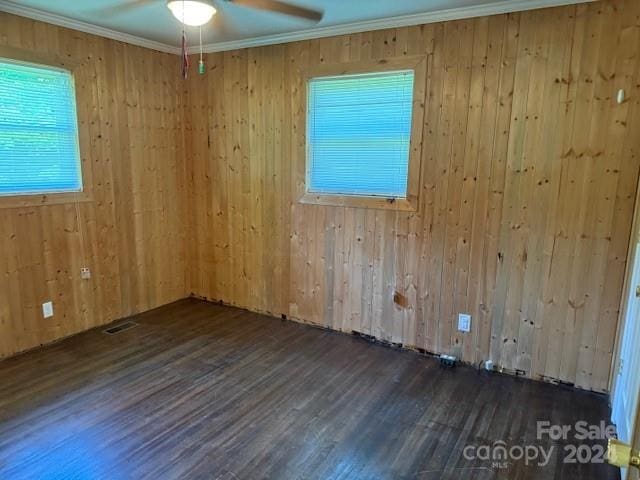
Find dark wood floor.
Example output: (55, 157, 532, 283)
(0, 299, 620, 480)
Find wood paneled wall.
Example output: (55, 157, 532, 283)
(185, 0, 640, 392)
(2, 0, 639, 393)
(0, 13, 188, 358)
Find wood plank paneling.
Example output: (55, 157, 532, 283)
(2, 0, 639, 394)
(185, 0, 640, 392)
(0, 13, 188, 359)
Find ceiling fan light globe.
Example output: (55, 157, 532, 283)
(167, 0, 217, 27)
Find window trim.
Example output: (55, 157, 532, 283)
(298, 55, 427, 212)
(0, 45, 92, 209)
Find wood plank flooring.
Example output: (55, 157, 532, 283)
(0, 299, 621, 479)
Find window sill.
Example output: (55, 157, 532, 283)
(0, 191, 93, 209)
(299, 192, 417, 211)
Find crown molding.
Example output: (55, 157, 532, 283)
(0, 0, 181, 55)
(0, 0, 596, 56)
(190, 0, 596, 54)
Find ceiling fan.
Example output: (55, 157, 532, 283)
(100, 0, 323, 78)
(101, 0, 324, 27)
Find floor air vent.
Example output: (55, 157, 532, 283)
(103, 321, 138, 335)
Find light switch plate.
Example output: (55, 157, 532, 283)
(42, 301, 54, 319)
(458, 313, 471, 333)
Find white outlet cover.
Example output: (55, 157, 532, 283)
(458, 313, 471, 333)
(81, 267, 91, 279)
(42, 301, 54, 319)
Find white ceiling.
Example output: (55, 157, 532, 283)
(0, 0, 595, 54)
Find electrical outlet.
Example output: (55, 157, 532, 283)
(458, 313, 471, 333)
(81, 267, 91, 280)
(42, 301, 54, 319)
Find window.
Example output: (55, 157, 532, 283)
(0, 58, 82, 196)
(300, 56, 426, 211)
(307, 70, 415, 198)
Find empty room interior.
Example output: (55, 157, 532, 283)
(2, 0, 640, 478)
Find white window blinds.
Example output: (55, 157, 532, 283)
(307, 70, 415, 198)
(0, 59, 82, 196)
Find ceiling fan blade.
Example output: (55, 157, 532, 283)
(229, 0, 323, 22)
(210, 3, 243, 38)
(89, 0, 157, 17)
